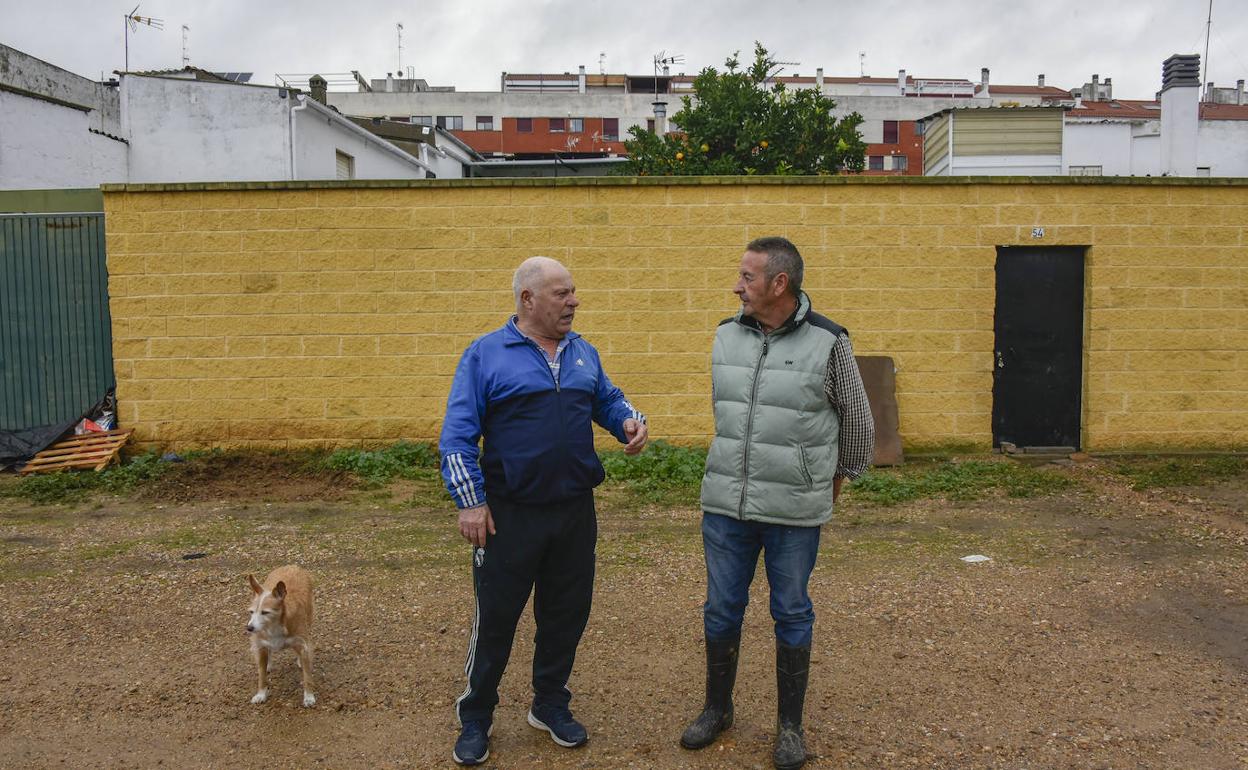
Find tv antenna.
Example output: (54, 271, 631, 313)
(124, 6, 163, 72)
(1202, 0, 1213, 90)
(859, 51, 867, 77)
(397, 22, 404, 74)
(599, 51, 606, 75)
(181, 25, 190, 67)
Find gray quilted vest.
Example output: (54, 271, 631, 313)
(701, 292, 844, 526)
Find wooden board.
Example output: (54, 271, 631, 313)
(855, 355, 904, 467)
(19, 429, 133, 474)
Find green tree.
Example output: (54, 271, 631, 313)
(622, 43, 867, 176)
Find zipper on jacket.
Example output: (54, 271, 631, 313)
(527, 339, 561, 392)
(737, 335, 769, 517)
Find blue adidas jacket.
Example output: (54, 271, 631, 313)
(439, 317, 644, 508)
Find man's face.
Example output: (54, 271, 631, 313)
(735, 250, 778, 320)
(522, 267, 580, 338)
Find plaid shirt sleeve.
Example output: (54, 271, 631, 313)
(824, 332, 875, 479)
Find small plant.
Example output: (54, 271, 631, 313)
(850, 460, 1073, 505)
(600, 440, 706, 504)
(1, 451, 170, 504)
(321, 441, 440, 486)
(1113, 455, 1247, 491)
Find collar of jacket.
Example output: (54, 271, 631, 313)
(735, 291, 812, 336)
(502, 315, 581, 346)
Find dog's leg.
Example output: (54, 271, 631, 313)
(296, 641, 316, 707)
(251, 645, 270, 704)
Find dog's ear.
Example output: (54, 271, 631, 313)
(247, 574, 263, 595)
(272, 581, 287, 600)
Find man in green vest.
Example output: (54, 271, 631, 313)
(681, 237, 875, 770)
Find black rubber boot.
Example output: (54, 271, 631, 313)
(679, 635, 740, 749)
(773, 642, 811, 770)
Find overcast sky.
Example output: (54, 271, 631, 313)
(5, 0, 1247, 99)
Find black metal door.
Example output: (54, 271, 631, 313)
(992, 246, 1085, 449)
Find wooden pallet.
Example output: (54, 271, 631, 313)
(19, 429, 133, 475)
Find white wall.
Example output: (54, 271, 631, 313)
(0, 44, 121, 134)
(294, 101, 427, 180)
(123, 76, 428, 183)
(949, 154, 1063, 175)
(123, 76, 294, 183)
(1197, 120, 1248, 177)
(0, 90, 127, 190)
(1063, 121, 1135, 175)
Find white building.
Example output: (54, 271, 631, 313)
(922, 55, 1248, 178)
(0, 45, 448, 191)
(120, 70, 432, 183)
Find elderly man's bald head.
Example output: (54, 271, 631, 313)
(513, 256, 569, 310)
(513, 256, 580, 340)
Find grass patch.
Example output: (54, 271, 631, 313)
(850, 460, 1074, 505)
(321, 442, 440, 487)
(1113, 455, 1248, 490)
(600, 441, 705, 505)
(0, 452, 171, 505)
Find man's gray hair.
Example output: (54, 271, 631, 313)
(746, 236, 803, 296)
(513, 256, 566, 310)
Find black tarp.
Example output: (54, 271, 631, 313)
(0, 418, 78, 469)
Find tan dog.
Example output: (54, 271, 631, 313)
(246, 565, 316, 707)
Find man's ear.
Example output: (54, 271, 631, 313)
(770, 272, 790, 298)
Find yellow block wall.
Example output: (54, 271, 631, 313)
(101, 179, 1248, 451)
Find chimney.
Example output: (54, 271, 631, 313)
(652, 100, 668, 135)
(1092, 73, 1099, 99)
(1038, 73, 1045, 87)
(1104, 77, 1112, 100)
(898, 69, 906, 96)
(1237, 79, 1245, 105)
(816, 67, 824, 90)
(578, 65, 586, 94)
(1073, 88, 1083, 108)
(1160, 54, 1201, 176)
(308, 74, 327, 105)
(385, 72, 394, 93)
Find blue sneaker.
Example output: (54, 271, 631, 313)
(453, 720, 492, 765)
(527, 702, 588, 748)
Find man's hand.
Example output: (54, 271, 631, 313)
(622, 418, 649, 455)
(833, 476, 845, 503)
(458, 503, 495, 548)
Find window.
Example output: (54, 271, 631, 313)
(915, 121, 926, 136)
(891, 155, 908, 171)
(476, 115, 493, 131)
(647, 118, 656, 133)
(411, 116, 433, 126)
(601, 118, 619, 141)
(569, 118, 584, 133)
(335, 150, 355, 180)
(882, 120, 899, 144)
(549, 117, 566, 132)
(516, 117, 533, 133)
(435, 115, 463, 130)
(1068, 165, 1103, 176)
(868, 155, 884, 171)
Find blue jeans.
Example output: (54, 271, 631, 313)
(701, 512, 821, 648)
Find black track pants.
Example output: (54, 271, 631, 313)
(454, 492, 597, 724)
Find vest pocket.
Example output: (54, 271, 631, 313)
(797, 444, 815, 490)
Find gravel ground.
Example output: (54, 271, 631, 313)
(0, 459, 1245, 769)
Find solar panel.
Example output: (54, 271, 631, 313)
(213, 72, 253, 83)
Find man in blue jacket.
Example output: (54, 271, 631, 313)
(441, 256, 648, 765)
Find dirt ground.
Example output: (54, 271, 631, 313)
(1, 459, 1246, 769)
